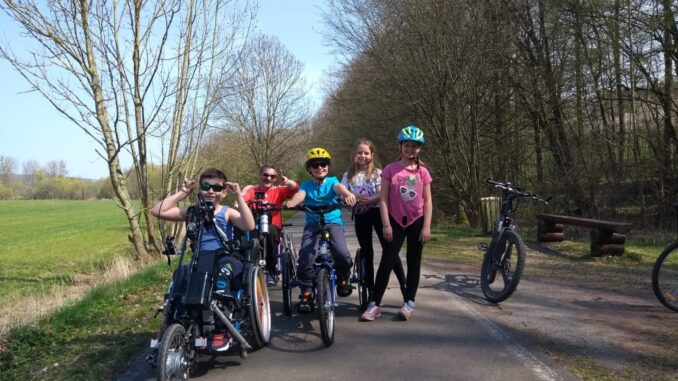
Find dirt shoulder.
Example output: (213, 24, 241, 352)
(422, 243, 678, 381)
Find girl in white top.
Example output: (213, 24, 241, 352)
(342, 138, 406, 306)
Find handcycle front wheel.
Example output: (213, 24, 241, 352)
(317, 267, 335, 347)
(652, 241, 678, 312)
(480, 229, 526, 303)
(157, 323, 191, 381)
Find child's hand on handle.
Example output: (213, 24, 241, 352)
(420, 226, 431, 243)
(344, 193, 356, 207)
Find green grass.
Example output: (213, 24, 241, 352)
(425, 224, 668, 267)
(425, 225, 489, 262)
(0, 200, 132, 302)
(0, 263, 168, 381)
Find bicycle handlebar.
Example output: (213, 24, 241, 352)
(294, 204, 341, 215)
(246, 199, 284, 212)
(486, 178, 551, 204)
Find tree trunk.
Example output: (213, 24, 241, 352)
(80, 0, 149, 260)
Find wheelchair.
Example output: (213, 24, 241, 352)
(149, 194, 271, 381)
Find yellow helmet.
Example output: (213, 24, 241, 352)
(305, 147, 331, 168)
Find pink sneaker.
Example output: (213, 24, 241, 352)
(360, 303, 381, 321)
(399, 301, 415, 320)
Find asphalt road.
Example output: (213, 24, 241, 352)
(117, 210, 578, 381)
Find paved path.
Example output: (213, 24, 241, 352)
(118, 210, 578, 381)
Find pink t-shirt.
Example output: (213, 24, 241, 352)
(381, 162, 432, 228)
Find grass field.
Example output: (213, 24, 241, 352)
(0, 200, 133, 303)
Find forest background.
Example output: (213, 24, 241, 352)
(1, 0, 677, 261)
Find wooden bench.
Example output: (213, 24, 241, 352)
(536, 214, 633, 256)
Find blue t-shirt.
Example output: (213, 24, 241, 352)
(300, 176, 343, 226)
(199, 206, 234, 251)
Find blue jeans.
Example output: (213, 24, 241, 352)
(297, 223, 353, 289)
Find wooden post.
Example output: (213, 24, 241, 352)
(480, 197, 501, 235)
(590, 229, 626, 256)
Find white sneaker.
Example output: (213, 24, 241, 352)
(360, 302, 381, 321)
(399, 300, 415, 320)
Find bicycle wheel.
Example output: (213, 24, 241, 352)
(157, 323, 191, 381)
(355, 249, 368, 312)
(652, 241, 678, 312)
(480, 229, 526, 303)
(285, 232, 298, 265)
(316, 267, 335, 347)
(280, 251, 294, 316)
(247, 265, 271, 348)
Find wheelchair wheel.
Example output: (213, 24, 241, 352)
(317, 267, 335, 347)
(247, 265, 271, 348)
(157, 323, 192, 381)
(355, 249, 368, 312)
(280, 251, 294, 316)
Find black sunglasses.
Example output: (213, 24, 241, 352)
(262, 173, 277, 179)
(200, 182, 224, 192)
(311, 162, 329, 169)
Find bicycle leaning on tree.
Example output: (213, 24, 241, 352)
(652, 202, 678, 312)
(479, 178, 551, 303)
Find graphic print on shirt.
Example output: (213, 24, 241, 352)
(354, 183, 372, 198)
(397, 174, 418, 202)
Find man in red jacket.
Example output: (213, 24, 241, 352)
(241, 164, 299, 285)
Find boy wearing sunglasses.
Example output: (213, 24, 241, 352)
(150, 168, 255, 350)
(241, 164, 299, 285)
(286, 148, 356, 313)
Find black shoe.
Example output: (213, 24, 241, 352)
(337, 276, 353, 297)
(296, 291, 313, 314)
(266, 272, 277, 286)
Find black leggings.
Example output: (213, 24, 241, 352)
(372, 216, 424, 306)
(355, 208, 406, 299)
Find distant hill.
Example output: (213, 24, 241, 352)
(10, 174, 101, 183)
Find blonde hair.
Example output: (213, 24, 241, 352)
(346, 138, 381, 182)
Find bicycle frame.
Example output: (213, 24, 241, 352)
(292, 204, 339, 302)
(313, 222, 337, 307)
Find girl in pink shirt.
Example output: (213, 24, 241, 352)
(361, 126, 433, 322)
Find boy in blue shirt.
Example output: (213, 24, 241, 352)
(287, 148, 356, 313)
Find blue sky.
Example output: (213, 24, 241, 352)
(0, 0, 337, 179)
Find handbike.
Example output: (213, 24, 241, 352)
(480, 179, 550, 303)
(149, 193, 271, 380)
(652, 202, 678, 312)
(245, 193, 298, 315)
(245, 192, 285, 277)
(283, 204, 341, 347)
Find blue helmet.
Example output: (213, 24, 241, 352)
(397, 125, 425, 144)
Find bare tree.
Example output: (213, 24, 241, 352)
(1, 0, 254, 259)
(218, 34, 310, 168)
(0, 155, 16, 184)
(46, 160, 68, 178)
(21, 159, 40, 199)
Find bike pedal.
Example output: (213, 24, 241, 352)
(478, 243, 488, 251)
